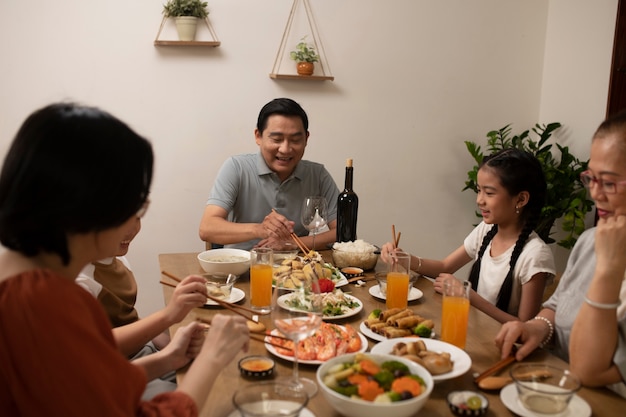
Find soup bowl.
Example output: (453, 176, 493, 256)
(197, 248, 250, 276)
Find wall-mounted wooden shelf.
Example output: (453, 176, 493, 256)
(154, 16, 220, 47)
(154, 40, 220, 47)
(269, 74, 334, 81)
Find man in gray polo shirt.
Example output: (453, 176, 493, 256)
(199, 98, 339, 251)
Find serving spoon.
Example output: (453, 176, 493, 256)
(477, 369, 552, 391)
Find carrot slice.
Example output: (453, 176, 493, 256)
(348, 374, 369, 385)
(358, 379, 384, 401)
(391, 376, 422, 397)
(359, 359, 381, 376)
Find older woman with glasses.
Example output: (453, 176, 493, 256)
(496, 110, 626, 398)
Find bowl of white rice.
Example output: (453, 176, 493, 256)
(331, 240, 379, 271)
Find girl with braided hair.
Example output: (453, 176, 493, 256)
(381, 148, 555, 323)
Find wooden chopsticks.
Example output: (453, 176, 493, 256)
(270, 208, 312, 256)
(392, 224, 401, 249)
(473, 348, 517, 384)
(160, 271, 269, 323)
(196, 317, 292, 351)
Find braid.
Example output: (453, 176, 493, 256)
(468, 225, 498, 291)
(495, 212, 539, 311)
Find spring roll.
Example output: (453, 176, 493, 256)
(385, 309, 413, 325)
(379, 308, 403, 322)
(365, 316, 383, 328)
(381, 327, 412, 338)
(369, 322, 388, 334)
(392, 315, 424, 329)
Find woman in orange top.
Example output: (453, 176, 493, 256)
(0, 102, 250, 416)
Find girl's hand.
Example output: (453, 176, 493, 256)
(433, 273, 456, 294)
(164, 275, 208, 324)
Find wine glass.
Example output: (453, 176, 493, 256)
(270, 264, 323, 397)
(301, 196, 328, 250)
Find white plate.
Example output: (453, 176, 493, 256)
(277, 293, 363, 320)
(500, 383, 591, 417)
(265, 324, 368, 365)
(370, 337, 472, 382)
(204, 287, 245, 306)
(369, 284, 423, 301)
(227, 406, 316, 417)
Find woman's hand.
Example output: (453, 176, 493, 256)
(158, 321, 207, 371)
(595, 215, 626, 278)
(163, 275, 208, 324)
(201, 314, 250, 363)
(495, 318, 546, 361)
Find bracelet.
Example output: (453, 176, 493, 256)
(532, 316, 554, 348)
(584, 296, 620, 310)
(416, 256, 423, 273)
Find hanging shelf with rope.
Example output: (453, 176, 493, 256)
(270, 0, 334, 81)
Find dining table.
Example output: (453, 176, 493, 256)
(158, 251, 626, 417)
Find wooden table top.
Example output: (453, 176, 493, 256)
(158, 251, 625, 417)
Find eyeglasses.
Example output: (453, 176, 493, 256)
(136, 198, 151, 218)
(580, 171, 626, 194)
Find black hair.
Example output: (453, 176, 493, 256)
(594, 109, 626, 144)
(467, 148, 546, 312)
(0, 102, 153, 265)
(256, 98, 309, 133)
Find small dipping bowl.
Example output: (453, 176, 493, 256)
(202, 273, 237, 301)
(233, 381, 308, 417)
(447, 390, 489, 416)
(238, 355, 275, 379)
(510, 363, 581, 415)
(341, 266, 364, 279)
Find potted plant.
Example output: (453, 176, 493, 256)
(290, 36, 320, 76)
(463, 123, 594, 249)
(162, 0, 209, 41)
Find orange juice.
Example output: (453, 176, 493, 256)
(441, 296, 470, 348)
(250, 264, 273, 311)
(386, 272, 410, 309)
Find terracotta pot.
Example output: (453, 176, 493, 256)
(296, 62, 314, 76)
(175, 16, 198, 41)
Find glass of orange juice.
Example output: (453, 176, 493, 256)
(250, 247, 273, 313)
(441, 278, 470, 349)
(385, 250, 411, 310)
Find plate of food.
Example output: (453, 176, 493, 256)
(360, 307, 435, 341)
(204, 287, 245, 306)
(370, 337, 472, 382)
(273, 256, 348, 290)
(369, 284, 423, 301)
(264, 322, 367, 365)
(277, 291, 363, 320)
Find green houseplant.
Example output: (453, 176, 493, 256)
(290, 36, 320, 76)
(463, 123, 594, 249)
(162, 0, 209, 41)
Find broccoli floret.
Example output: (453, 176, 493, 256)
(413, 323, 433, 338)
(332, 384, 358, 397)
(368, 309, 382, 320)
(373, 370, 395, 391)
(381, 360, 410, 374)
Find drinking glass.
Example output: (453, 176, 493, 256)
(300, 196, 328, 250)
(250, 248, 273, 313)
(385, 250, 411, 310)
(440, 278, 470, 349)
(270, 263, 323, 397)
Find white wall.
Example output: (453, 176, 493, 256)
(0, 0, 617, 316)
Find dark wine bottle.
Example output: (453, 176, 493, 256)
(337, 158, 359, 242)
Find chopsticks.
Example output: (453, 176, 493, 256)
(391, 224, 401, 249)
(160, 271, 269, 323)
(196, 317, 292, 352)
(270, 208, 312, 256)
(473, 347, 517, 384)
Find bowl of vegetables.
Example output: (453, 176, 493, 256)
(316, 352, 433, 417)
